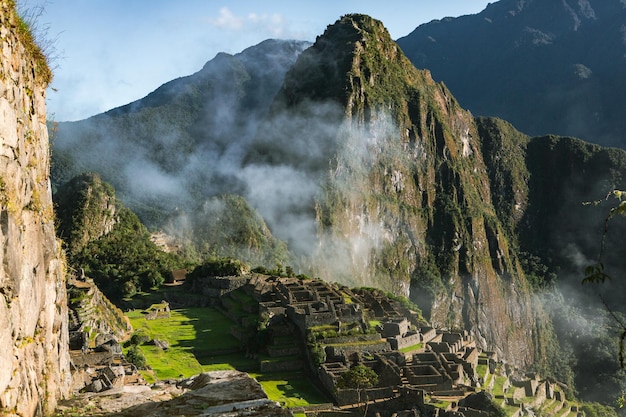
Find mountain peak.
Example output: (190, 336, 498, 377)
(279, 14, 422, 111)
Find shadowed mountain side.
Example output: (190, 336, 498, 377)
(397, 0, 626, 148)
(477, 117, 626, 306)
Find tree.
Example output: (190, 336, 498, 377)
(125, 345, 147, 369)
(337, 364, 379, 414)
(583, 189, 626, 369)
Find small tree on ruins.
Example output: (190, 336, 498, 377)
(337, 364, 379, 414)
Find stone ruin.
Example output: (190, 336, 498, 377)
(69, 333, 141, 394)
(145, 301, 171, 320)
(190, 273, 574, 417)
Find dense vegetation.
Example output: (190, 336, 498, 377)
(71, 207, 182, 300)
(54, 173, 189, 301)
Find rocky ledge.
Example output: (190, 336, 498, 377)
(54, 370, 293, 417)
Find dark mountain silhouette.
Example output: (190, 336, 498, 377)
(397, 0, 626, 148)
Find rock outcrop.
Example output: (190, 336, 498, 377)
(0, 1, 70, 415)
(55, 371, 293, 417)
(54, 172, 119, 258)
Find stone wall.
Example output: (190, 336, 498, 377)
(389, 332, 422, 350)
(325, 340, 391, 358)
(190, 275, 249, 301)
(334, 387, 395, 406)
(0, 2, 71, 415)
(69, 278, 131, 342)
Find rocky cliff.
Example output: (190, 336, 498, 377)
(54, 172, 119, 258)
(0, 2, 70, 415)
(246, 14, 538, 368)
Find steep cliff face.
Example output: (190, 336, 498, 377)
(247, 14, 537, 367)
(0, 2, 70, 415)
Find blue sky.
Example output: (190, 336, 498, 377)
(35, 1, 493, 121)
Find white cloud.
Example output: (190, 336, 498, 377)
(248, 12, 288, 37)
(210, 7, 244, 30)
(208, 7, 294, 38)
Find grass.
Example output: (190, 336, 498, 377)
(10, 1, 53, 84)
(324, 339, 383, 347)
(342, 292, 353, 304)
(125, 306, 331, 407)
(399, 342, 423, 353)
(429, 399, 451, 410)
(250, 372, 330, 408)
(126, 307, 245, 378)
(504, 404, 521, 416)
(492, 375, 508, 397)
(134, 343, 202, 379)
(259, 354, 300, 364)
(476, 363, 489, 380)
(309, 324, 337, 332)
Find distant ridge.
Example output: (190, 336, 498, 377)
(397, 0, 626, 148)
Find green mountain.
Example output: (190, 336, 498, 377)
(51, 39, 311, 223)
(245, 14, 543, 368)
(51, 14, 626, 397)
(54, 173, 183, 300)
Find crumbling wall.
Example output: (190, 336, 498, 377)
(0, 2, 71, 415)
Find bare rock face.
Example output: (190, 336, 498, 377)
(0, 2, 71, 415)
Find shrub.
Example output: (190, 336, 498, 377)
(126, 345, 147, 369)
(189, 257, 249, 279)
(128, 331, 150, 346)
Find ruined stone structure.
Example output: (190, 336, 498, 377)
(194, 273, 571, 415)
(145, 301, 171, 320)
(189, 275, 248, 302)
(67, 276, 132, 343)
(0, 3, 71, 414)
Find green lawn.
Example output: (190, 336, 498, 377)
(250, 372, 330, 408)
(476, 363, 489, 380)
(492, 375, 508, 397)
(399, 342, 423, 353)
(125, 306, 331, 407)
(126, 307, 246, 378)
(504, 404, 521, 416)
